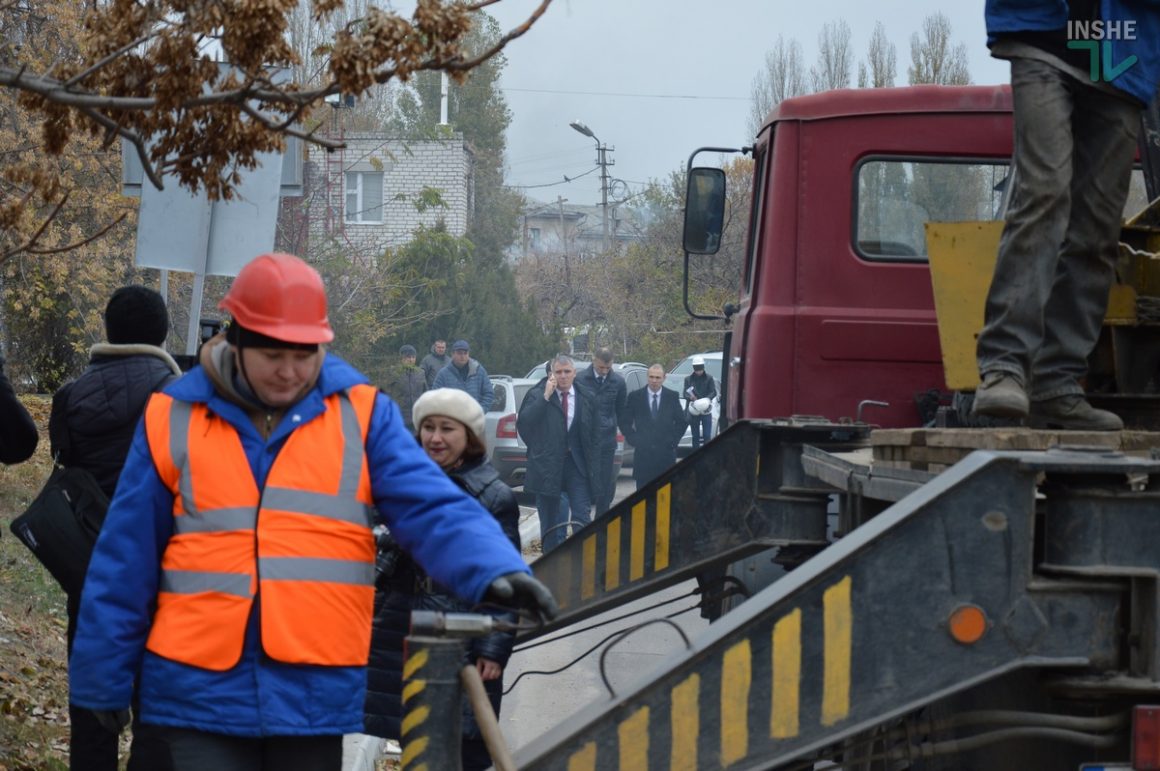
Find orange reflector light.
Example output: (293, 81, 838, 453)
(947, 604, 987, 645)
(1133, 705, 1160, 770)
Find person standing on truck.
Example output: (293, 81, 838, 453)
(67, 253, 557, 771)
(682, 356, 718, 450)
(574, 347, 627, 514)
(972, 0, 1160, 430)
(621, 365, 687, 490)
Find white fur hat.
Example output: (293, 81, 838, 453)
(412, 388, 486, 440)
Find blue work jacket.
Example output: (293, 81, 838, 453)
(69, 354, 528, 737)
(986, 0, 1160, 104)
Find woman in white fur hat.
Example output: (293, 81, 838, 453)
(364, 388, 521, 771)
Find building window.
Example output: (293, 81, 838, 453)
(345, 171, 384, 224)
(529, 227, 541, 248)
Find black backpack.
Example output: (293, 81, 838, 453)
(9, 463, 109, 596)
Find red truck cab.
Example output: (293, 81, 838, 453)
(711, 85, 1014, 427)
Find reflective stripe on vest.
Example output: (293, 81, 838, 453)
(144, 385, 378, 671)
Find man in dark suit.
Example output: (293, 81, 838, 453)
(517, 355, 602, 553)
(574, 348, 627, 514)
(621, 364, 687, 490)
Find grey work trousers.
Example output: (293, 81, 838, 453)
(976, 57, 1140, 401)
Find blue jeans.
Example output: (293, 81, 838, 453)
(977, 58, 1140, 400)
(536, 457, 593, 552)
(689, 413, 713, 449)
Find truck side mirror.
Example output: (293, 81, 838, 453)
(683, 167, 726, 255)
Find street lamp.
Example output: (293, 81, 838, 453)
(570, 119, 611, 252)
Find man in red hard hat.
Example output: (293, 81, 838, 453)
(69, 253, 557, 770)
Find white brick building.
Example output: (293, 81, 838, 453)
(279, 132, 475, 257)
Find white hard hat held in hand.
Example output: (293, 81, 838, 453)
(691, 397, 712, 415)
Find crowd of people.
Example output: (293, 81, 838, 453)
(0, 248, 718, 770)
(3, 253, 558, 771)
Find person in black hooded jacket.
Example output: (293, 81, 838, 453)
(364, 388, 521, 771)
(50, 285, 181, 771)
(0, 354, 37, 464)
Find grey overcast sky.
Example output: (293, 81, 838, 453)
(486, 0, 1011, 202)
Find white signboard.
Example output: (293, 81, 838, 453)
(134, 148, 286, 278)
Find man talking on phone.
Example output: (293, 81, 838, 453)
(517, 355, 603, 553)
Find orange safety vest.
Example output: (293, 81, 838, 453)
(143, 385, 378, 671)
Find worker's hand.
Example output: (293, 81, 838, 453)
(476, 657, 503, 681)
(485, 572, 558, 623)
(544, 373, 557, 399)
(91, 708, 130, 734)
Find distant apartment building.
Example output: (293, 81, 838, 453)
(278, 130, 474, 257)
(518, 199, 644, 259)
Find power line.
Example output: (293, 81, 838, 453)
(509, 166, 599, 190)
(502, 86, 749, 102)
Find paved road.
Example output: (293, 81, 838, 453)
(517, 466, 638, 546)
(502, 467, 712, 752)
(500, 580, 710, 753)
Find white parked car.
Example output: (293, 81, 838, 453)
(664, 352, 723, 457)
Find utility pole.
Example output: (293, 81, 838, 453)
(569, 120, 614, 253)
(558, 195, 571, 286)
(596, 141, 611, 252)
(557, 195, 568, 258)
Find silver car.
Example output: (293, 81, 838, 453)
(485, 376, 539, 488)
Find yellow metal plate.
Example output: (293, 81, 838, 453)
(925, 221, 1135, 391)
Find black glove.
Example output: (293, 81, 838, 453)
(485, 572, 559, 622)
(92, 708, 130, 734)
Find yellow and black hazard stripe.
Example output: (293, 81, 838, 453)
(536, 483, 676, 612)
(543, 575, 853, 770)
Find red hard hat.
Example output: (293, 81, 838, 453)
(219, 253, 334, 344)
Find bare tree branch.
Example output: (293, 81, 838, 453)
(1, 0, 555, 259)
(0, 189, 69, 262)
(25, 211, 128, 255)
(62, 33, 151, 88)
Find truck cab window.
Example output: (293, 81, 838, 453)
(855, 159, 1149, 262)
(854, 159, 1008, 261)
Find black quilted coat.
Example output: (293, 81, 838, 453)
(364, 456, 521, 746)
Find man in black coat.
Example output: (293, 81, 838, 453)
(419, 339, 450, 389)
(573, 348, 627, 514)
(0, 355, 37, 464)
(621, 364, 687, 490)
(49, 285, 181, 771)
(384, 344, 426, 432)
(517, 354, 602, 552)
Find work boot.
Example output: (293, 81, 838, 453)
(972, 372, 1029, 419)
(1029, 395, 1123, 431)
